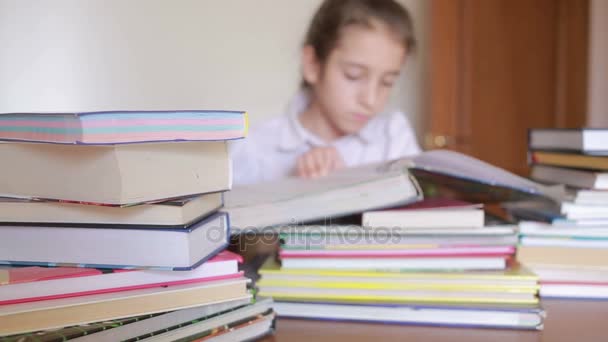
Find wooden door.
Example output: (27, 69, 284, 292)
(426, 0, 589, 176)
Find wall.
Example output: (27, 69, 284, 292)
(588, 0, 608, 127)
(0, 0, 428, 137)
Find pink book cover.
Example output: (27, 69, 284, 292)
(0, 250, 243, 305)
(279, 246, 515, 259)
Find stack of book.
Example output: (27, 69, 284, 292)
(0, 110, 275, 341)
(512, 128, 608, 299)
(256, 199, 545, 330)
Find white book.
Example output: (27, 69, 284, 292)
(0, 212, 230, 270)
(540, 284, 608, 299)
(529, 128, 608, 154)
(362, 206, 484, 229)
(526, 264, 608, 283)
(561, 201, 608, 219)
(520, 236, 608, 248)
(574, 189, 608, 204)
(519, 221, 608, 237)
(272, 302, 544, 330)
(280, 257, 507, 271)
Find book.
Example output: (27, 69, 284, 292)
(407, 150, 564, 202)
(0, 297, 253, 342)
(0, 277, 250, 336)
(525, 264, 608, 284)
(279, 224, 518, 250)
(279, 246, 516, 259)
(0, 212, 230, 270)
(171, 311, 274, 342)
(257, 282, 536, 305)
(271, 301, 545, 330)
(0, 193, 223, 227)
(502, 200, 564, 223)
(279, 224, 518, 236)
(362, 199, 484, 229)
(520, 237, 608, 249)
(0, 110, 248, 145)
(561, 201, 608, 219)
(279, 256, 509, 271)
(530, 165, 608, 189)
(259, 265, 539, 287)
(225, 159, 423, 232)
(129, 298, 274, 342)
(282, 235, 519, 250)
(519, 221, 608, 238)
(258, 264, 538, 300)
(517, 246, 608, 267)
(553, 218, 608, 226)
(573, 190, 608, 204)
(539, 284, 608, 299)
(529, 128, 608, 154)
(225, 150, 561, 232)
(531, 151, 608, 171)
(0, 251, 242, 305)
(0, 141, 231, 205)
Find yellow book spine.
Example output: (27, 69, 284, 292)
(243, 112, 249, 136)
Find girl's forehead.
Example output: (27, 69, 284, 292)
(332, 25, 406, 69)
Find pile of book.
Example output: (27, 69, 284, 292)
(0, 110, 275, 341)
(511, 128, 608, 299)
(256, 199, 545, 330)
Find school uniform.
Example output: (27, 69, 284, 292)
(230, 91, 421, 186)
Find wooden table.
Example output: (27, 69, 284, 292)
(259, 300, 608, 341)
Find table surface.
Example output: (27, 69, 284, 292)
(259, 299, 608, 342)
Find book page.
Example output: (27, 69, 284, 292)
(225, 160, 413, 208)
(409, 150, 566, 201)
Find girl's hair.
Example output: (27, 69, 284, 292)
(304, 0, 416, 64)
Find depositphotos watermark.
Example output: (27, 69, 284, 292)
(212, 221, 424, 252)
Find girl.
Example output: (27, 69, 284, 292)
(232, 0, 421, 185)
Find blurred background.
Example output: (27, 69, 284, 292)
(0, 0, 606, 175)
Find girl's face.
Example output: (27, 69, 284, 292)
(303, 23, 407, 137)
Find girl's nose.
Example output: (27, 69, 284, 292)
(360, 82, 378, 110)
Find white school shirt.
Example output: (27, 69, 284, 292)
(230, 91, 421, 186)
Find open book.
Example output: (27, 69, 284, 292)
(406, 150, 565, 202)
(225, 160, 422, 232)
(225, 150, 563, 232)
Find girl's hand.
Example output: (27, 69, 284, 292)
(296, 146, 345, 179)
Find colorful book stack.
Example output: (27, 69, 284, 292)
(0, 110, 275, 341)
(256, 199, 545, 330)
(513, 128, 608, 299)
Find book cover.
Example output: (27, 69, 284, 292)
(0, 251, 243, 305)
(0, 110, 248, 145)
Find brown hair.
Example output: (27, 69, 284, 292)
(304, 0, 416, 65)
